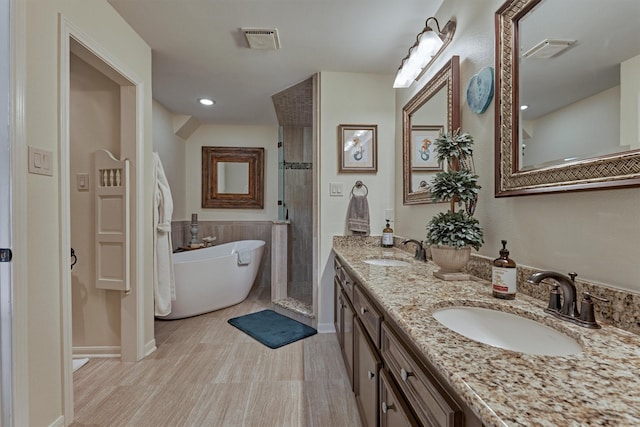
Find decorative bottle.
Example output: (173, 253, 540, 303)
(492, 240, 517, 299)
(381, 220, 394, 248)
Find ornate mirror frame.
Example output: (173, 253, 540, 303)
(201, 146, 264, 209)
(495, 0, 640, 196)
(403, 55, 460, 204)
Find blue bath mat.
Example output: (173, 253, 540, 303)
(227, 309, 317, 349)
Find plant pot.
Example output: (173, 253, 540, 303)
(430, 245, 471, 280)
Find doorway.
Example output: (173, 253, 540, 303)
(59, 16, 146, 423)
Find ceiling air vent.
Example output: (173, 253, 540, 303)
(522, 39, 575, 59)
(241, 28, 280, 50)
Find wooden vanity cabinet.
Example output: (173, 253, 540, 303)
(355, 318, 381, 427)
(333, 254, 481, 427)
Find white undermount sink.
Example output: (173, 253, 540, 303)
(363, 258, 411, 267)
(433, 306, 582, 356)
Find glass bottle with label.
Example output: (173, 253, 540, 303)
(492, 240, 516, 299)
(381, 219, 394, 248)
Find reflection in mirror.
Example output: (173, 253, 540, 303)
(202, 146, 264, 208)
(518, 0, 639, 170)
(403, 56, 460, 204)
(217, 162, 249, 194)
(495, 0, 640, 196)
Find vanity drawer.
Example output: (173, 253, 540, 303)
(381, 323, 463, 427)
(354, 285, 382, 348)
(334, 257, 354, 299)
(380, 368, 420, 427)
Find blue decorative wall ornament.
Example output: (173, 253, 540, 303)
(466, 66, 494, 114)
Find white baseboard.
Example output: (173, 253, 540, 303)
(144, 338, 157, 357)
(316, 322, 335, 334)
(72, 345, 120, 359)
(49, 415, 64, 427)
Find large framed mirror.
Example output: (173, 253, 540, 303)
(202, 146, 264, 208)
(403, 55, 460, 204)
(495, 0, 640, 196)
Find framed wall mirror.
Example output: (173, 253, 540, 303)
(495, 0, 640, 196)
(202, 146, 264, 208)
(403, 55, 460, 204)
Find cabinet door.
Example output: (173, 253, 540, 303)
(380, 369, 419, 427)
(334, 278, 343, 348)
(355, 319, 381, 427)
(343, 291, 355, 390)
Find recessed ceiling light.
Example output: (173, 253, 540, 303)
(199, 98, 215, 106)
(520, 105, 529, 111)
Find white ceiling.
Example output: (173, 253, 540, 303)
(107, 0, 445, 126)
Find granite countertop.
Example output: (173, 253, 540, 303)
(332, 239, 640, 427)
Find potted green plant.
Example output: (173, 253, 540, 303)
(426, 130, 483, 279)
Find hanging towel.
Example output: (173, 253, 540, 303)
(153, 152, 176, 317)
(346, 194, 370, 235)
(237, 250, 252, 266)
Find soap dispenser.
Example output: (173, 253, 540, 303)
(492, 240, 517, 299)
(381, 219, 394, 248)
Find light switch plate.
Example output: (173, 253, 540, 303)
(329, 182, 343, 197)
(28, 146, 54, 176)
(76, 173, 89, 191)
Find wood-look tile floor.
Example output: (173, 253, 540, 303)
(70, 298, 362, 427)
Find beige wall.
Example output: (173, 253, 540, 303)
(318, 72, 396, 328)
(152, 100, 187, 220)
(185, 124, 279, 220)
(621, 54, 640, 150)
(395, 0, 640, 293)
(25, 1, 152, 425)
(70, 53, 121, 350)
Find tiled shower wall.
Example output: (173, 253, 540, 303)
(171, 220, 272, 298)
(283, 126, 313, 303)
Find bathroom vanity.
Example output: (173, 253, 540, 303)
(332, 236, 640, 427)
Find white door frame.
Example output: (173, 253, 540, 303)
(59, 15, 146, 424)
(3, 0, 29, 425)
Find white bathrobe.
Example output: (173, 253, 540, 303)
(153, 153, 176, 316)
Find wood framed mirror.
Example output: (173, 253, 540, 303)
(202, 146, 264, 208)
(403, 55, 460, 204)
(495, 0, 640, 197)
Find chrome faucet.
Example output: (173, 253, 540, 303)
(402, 239, 426, 261)
(527, 271, 608, 329)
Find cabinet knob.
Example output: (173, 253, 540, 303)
(367, 370, 375, 380)
(382, 401, 395, 414)
(360, 307, 368, 315)
(401, 368, 413, 381)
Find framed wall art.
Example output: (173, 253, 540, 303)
(411, 125, 444, 171)
(338, 124, 377, 172)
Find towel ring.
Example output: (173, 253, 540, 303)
(351, 180, 368, 197)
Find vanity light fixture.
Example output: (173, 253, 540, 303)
(199, 98, 215, 106)
(393, 17, 456, 88)
(520, 105, 529, 111)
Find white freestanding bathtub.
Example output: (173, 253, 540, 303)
(157, 240, 265, 320)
